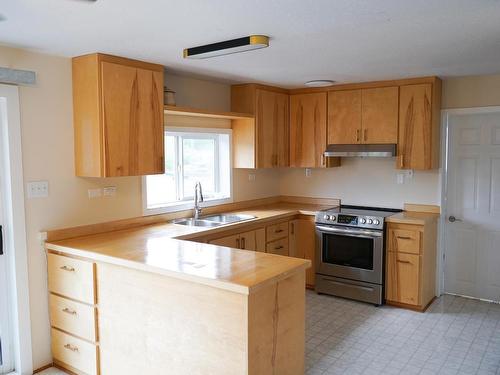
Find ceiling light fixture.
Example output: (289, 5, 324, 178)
(304, 80, 336, 87)
(183, 35, 269, 59)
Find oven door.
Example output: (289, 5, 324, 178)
(316, 225, 384, 284)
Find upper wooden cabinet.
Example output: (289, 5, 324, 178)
(290, 93, 328, 168)
(361, 87, 399, 144)
(231, 85, 289, 168)
(327, 87, 398, 145)
(398, 82, 441, 170)
(73, 53, 165, 177)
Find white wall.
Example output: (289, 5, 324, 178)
(278, 159, 441, 209)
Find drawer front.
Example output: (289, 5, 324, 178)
(48, 253, 95, 304)
(50, 294, 97, 342)
(52, 328, 98, 375)
(266, 221, 289, 242)
(388, 228, 421, 254)
(386, 251, 420, 305)
(266, 238, 289, 256)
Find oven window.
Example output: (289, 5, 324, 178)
(323, 234, 374, 270)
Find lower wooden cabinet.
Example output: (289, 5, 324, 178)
(267, 237, 289, 256)
(289, 218, 316, 287)
(47, 254, 99, 374)
(209, 228, 266, 251)
(386, 251, 420, 305)
(385, 221, 437, 311)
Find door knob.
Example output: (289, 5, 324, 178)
(448, 216, 462, 223)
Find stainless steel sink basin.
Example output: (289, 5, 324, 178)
(172, 218, 223, 227)
(172, 214, 256, 227)
(202, 214, 256, 224)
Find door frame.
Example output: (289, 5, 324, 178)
(439, 105, 500, 298)
(0, 84, 33, 375)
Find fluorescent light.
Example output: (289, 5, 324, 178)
(305, 80, 336, 87)
(183, 35, 269, 59)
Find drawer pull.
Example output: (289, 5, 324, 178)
(396, 236, 412, 240)
(397, 260, 412, 264)
(64, 343, 79, 352)
(60, 265, 75, 272)
(62, 307, 77, 315)
(274, 229, 284, 233)
(274, 245, 284, 250)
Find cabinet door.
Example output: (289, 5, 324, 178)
(327, 90, 362, 144)
(290, 93, 327, 168)
(361, 87, 399, 144)
(255, 89, 289, 168)
(209, 234, 240, 249)
(255, 228, 266, 252)
(240, 230, 256, 251)
(386, 251, 420, 305)
(289, 218, 316, 287)
(101, 62, 164, 176)
(398, 84, 433, 169)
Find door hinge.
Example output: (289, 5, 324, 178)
(0, 225, 3, 255)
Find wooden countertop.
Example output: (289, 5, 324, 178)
(46, 203, 330, 295)
(385, 211, 440, 225)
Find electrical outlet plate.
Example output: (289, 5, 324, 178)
(305, 168, 312, 177)
(248, 173, 256, 182)
(103, 186, 117, 196)
(27, 181, 49, 198)
(88, 188, 102, 199)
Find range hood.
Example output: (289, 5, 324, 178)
(324, 144, 397, 158)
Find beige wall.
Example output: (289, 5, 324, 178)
(442, 74, 500, 109)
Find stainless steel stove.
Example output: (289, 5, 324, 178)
(315, 205, 402, 305)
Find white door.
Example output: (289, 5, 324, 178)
(0, 96, 14, 374)
(444, 109, 500, 302)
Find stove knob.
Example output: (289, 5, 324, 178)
(367, 219, 373, 224)
(331, 216, 336, 221)
(359, 218, 366, 224)
(324, 214, 331, 221)
(373, 219, 380, 225)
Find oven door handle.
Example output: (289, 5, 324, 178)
(316, 225, 383, 238)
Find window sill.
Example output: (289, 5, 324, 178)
(143, 196, 233, 216)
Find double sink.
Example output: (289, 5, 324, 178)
(172, 214, 256, 228)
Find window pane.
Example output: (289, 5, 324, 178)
(146, 135, 176, 207)
(182, 137, 215, 198)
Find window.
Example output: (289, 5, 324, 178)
(144, 128, 232, 214)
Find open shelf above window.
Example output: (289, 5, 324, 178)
(164, 105, 254, 121)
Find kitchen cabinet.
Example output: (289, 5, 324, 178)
(385, 221, 437, 311)
(327, 87, 398, 145)
(47, 254, 99, 375)
(289, 218, 316, 287)
(72, 53, 164, 177)
(290, 93, 330, 168)
(398, 82, 441, 170)
(209, 228, 266, 252)
(231, 84, 289, 168)
(267, 238, 289, 256)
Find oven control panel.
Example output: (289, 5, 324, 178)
(316, 212, 384, 230)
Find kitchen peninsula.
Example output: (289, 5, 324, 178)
(45, 205, 312, 375)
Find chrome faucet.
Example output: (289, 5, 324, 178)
(194, 182, 204, 219)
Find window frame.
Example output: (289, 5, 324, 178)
(142, 126, 233, 216)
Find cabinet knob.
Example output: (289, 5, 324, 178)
(59, 265, 75, 272)
(64, 343, 79, 352)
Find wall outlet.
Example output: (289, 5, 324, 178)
(248, 173, 256, 182)
(396, 173, 405, 184)
(27, 181, 49, 198)
(305, 168, 312, 177)
(88, 188, 102, 199)
(103, 186, 117, 197)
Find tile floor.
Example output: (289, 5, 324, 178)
(40, 292, 500, 375)
(306, 291, 500, 375)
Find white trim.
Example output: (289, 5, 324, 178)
(142, 127, 233, 216)
(439, 105, 500, 297)
(0, 85, 33, 375)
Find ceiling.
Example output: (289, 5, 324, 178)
(1, 0, 500, 88)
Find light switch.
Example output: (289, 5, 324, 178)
(248, 173, 256, 182)
(305, 168, 312, 177)
(27, 181, 49, 198)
